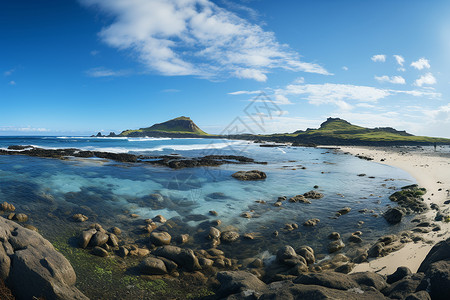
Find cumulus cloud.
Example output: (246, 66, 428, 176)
(371, 54, 386, 62)
(375, 75, 406, 84)
(414, 73, 436, 87)
(342, 66, 348, 71)
(411, 58, 430, 70)
(85, 67, 128, 77)
(393, 55, 404, 66)
(80, 0, 330, 81)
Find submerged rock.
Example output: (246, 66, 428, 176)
(384, 207, 405, 224)
(231, 170, 267, 181)
(221, 231, 240, 243)
(71, 214, 88, 222)
(150, 231, 172, 246)
(303, 218, 320, 226)
(303, 190, 324, 199)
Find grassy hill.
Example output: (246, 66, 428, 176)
(119, 116, 209, 137)
(261, 118, 450, 145)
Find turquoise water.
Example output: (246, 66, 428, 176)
(0, 136, 416, 258)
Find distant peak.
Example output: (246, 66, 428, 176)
(319, 117, 353, 129)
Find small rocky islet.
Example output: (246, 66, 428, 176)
(0, 164, 448, 299)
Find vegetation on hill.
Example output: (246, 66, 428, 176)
(119, 116, 208, 137)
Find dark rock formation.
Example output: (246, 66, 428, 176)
(0, 217, 87, 300)
(231, 170, 267, 181)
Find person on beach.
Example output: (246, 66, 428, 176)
(433, 142, 437, 151)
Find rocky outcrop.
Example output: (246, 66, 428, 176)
(231, 170, 267, 181)
(0, 217, 88, 300)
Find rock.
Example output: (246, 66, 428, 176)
(417, 237, 450, 273)
(273, 201, 282, 207)
(241, 212, 252, 218)
(289, 195, 311, 203)
(418, 260, 450, 300)
(335, 263, 354, 274)
(384, 207, 405, 224)
(296, 246, 315, 265)
(1, 202, 15, 212)
(216, 271, 267, 298)
(293, 272, 359, 290)
(107, 233, 119, 247)
(71, 214, 88, 222)
(350, 272, 387, 291)
(303, 218, 320, 226)
(348, 234, 362, 243)
(140, 257, 168, 275)
(24, 224, 38, 232)
(209, 210, 218, 216)
(153, 215, 167, 223)
(150, 231, 171, 246)
(303, 190, 324, 199)
(221, 231, 240, 243)
(276, 245, 297, 262)
(177, 234, 189, 244)
(387, 266, 412, 284)
(208, 227, 221, 240)
(153, 245, 201, 272)
(337, 207, 351, 215)
(328, 232, 341, 240)
(231, 170, 267, 181)
(79, 228, 97, 249)
(368, 242, 385, 258)
(111, 227, 121, 235)
(0, 217, 88, 299)
(384, 273, 424, 300)
(13, 213, 28, 222)
(405, 291, 431, 300)
(118, 246, 129, 257)
(328, 239, 345, 253)
(90, 231, 109, 247)
(92, 246, 108, 257)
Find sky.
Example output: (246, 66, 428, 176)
(1, 0, 450, 137)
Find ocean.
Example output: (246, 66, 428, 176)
(0, 136, 417, 296)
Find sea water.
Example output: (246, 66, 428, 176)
(0, 136, 416, 258)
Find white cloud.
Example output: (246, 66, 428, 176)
(0, 126, 49, 132)
(235, 68, 267, 82)
(228, 90, 262, 95)
(371, 54, 386, 62)
(342, 66, 348, 71)
(4, 68, 15, 76)
(375, 75, 406, 84)
(80, 0, 330, 81)
(414, 72, 436, 87)
(90, 50, 100, 56)
(8, 80, 16, 85)
(393, 55, 404, 66)
(85, 67, 128, 77)
(411, 58, 430, 70)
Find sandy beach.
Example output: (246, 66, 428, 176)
(336, 146, 450, 275)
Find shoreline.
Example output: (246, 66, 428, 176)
(336, 146, 450, 275)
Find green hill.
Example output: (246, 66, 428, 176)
(267, 117, 450, 145)
(119, 116, 208, 137)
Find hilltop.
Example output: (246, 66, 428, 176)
(118, 116, 208, 137)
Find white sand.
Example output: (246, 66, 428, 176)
(337, 146, 450, 275)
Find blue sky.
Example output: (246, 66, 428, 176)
(2, 0, 450, 137)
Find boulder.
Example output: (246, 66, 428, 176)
(92, 246, 108, 257)
(216, 271, 267, 298)
(71, 214, 88, 222)
(350, 272, 387, 291)
(405, 291, 431, 300)
(303, 190, 324, 199)
(387, 266, 412, 284)
(296, 246, 315, 265)
(90, 231, 109, 247)
(0, 217, 88, 299)
(384, 273, 424, 299)
(208, 227, 221, 240)
(328, 232, 341, 240)
(231, 170, 267, 181)
(150, 231, 171, 246)
(383, 207, 405, 224)
(418, 260, 450, 300)
(140, 257, 168, 275)
(221, 231, 240, 243)
(328, 239, 345, 253)
(13, 213, 28, 222)
(289, 195, 311, 203)
(79, 228, 96, 249)
(303, 218, 320, 226)
(153, 245, 201, 271)
(417, 237, 450, 272)
(293, 272, 359, 290)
